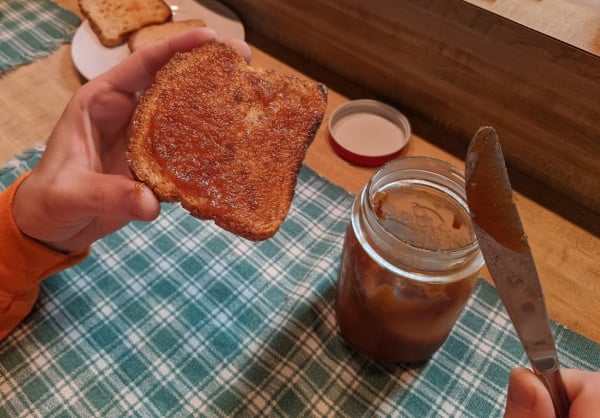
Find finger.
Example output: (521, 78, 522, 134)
(503, 368, 556, 418)
(78, 172, 161, 222)
(101, 27, 218, 94)
(561, 369, 588, 397)
(224, 38, 252, 63)
(560, 369, 600, 417)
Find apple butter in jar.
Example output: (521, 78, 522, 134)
(335, 157, 484, 363)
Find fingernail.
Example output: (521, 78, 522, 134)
(200, 27, 218, 39)
(225, 39, 252, 62)
(129, 182, 160, 220)
(238, 41, 251, 62)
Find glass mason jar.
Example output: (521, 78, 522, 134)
(335, 157, 484, 363)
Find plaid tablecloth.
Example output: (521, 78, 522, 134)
(0, 0, 80, 73)
(1, 148, 599, 417)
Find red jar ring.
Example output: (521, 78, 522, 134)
(328, 100, 411, 167)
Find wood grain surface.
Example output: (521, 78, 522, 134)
(219, 0, 600, 214)
(464, 0, 600, 54)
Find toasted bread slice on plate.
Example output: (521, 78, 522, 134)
(78, 0, 172, 47)
(127, 41, 328, 241)
(128, 19, 207, 52)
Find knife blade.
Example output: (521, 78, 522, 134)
(465, 126, 570, 417)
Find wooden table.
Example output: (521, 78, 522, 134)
(2, 1, 599, 346)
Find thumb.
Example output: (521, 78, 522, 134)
(81, 172, 161, 222)
(504, 368, 556, 418)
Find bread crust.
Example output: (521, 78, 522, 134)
(78, 0, 172, 47)
(127, 19, 207, 52)
(127, 41, 327, 240)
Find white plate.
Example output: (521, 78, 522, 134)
(71, 0, 245, 80)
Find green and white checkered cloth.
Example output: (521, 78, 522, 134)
(0, 0, 80, 74)
(1, 148, 599, 417)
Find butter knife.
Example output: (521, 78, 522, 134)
(465, 126, 570, 417)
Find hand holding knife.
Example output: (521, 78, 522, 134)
(465, 126, 570, 418)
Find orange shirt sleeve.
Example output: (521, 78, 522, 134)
(0, 172, 90, 341)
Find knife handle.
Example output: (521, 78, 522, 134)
(536, 369, 570, 418)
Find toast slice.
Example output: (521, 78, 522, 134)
(78, 0, 172, 47)
(127, 41, 328, 241)
(128, 19, 207, 52)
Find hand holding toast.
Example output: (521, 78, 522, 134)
(127, 41, 327, 240)
(12, 29, 251, 253)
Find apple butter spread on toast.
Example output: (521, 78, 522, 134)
(127, 41, 328, 240)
